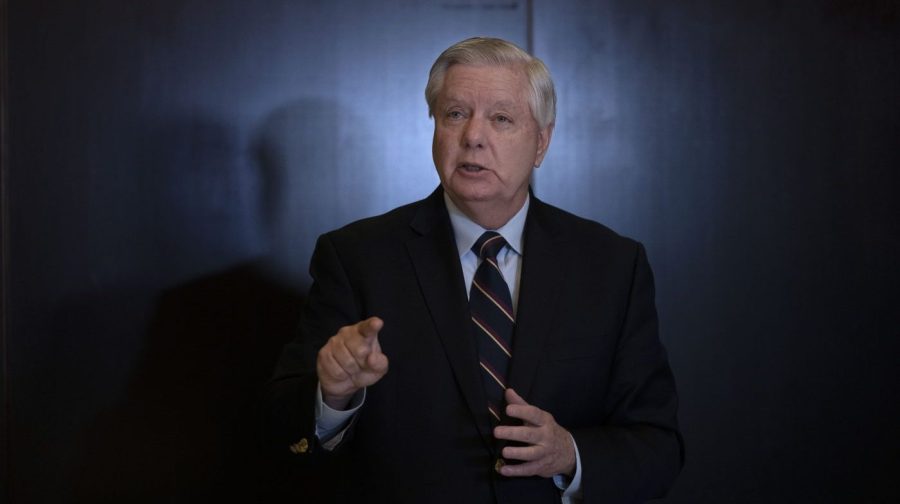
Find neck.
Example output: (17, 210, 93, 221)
(446, 192, 528, 230)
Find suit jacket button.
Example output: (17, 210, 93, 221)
(494, 458, 505, 473)
(290, 438, 310, 454)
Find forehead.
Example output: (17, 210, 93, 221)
(439, 64, 529, 107)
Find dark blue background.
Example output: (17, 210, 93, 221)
(3, 0, 898, 502)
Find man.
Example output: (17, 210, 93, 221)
(266, 37, 683, 503)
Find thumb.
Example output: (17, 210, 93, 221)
(366, 335, 388, 373)
(367, 346, 389, 373)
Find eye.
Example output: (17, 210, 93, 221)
(447, 110, 464, 120)
(495, 114, 512, 124)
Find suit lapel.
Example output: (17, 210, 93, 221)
(508, 197, 563, 401)
(406, 188, 495, 452)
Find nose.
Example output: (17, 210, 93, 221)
(462, 117, 485, 149)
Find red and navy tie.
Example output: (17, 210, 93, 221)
(469, 231, 515, 424)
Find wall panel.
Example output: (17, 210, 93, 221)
(533, 1, 899, 501)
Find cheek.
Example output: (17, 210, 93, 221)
(431, 132, 445, 155)
(437, 133, 461, 158)
(432, 143, 456, 179)
(499, 142, 535, 172)
(513, 136, 540, 167)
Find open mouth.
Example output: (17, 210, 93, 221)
(459, 163, 486, 172)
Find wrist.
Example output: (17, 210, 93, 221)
(563, 458, 576, 478)
(322, 390, 355, 411)
(562, 431, 577, 477)
(322, 394, 353, 411)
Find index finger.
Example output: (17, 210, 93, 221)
(504, 389, 546, 426)
(356, 316, 384, 339)
(505, 388, 527, 406)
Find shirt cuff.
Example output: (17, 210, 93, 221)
(552, 433, 583, 501)
(314, 383, 365, 450)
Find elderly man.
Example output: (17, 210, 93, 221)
(266, 37, 683, 503)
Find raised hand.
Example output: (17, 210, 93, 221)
(316, 317, 389, 410)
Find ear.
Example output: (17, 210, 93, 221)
(533, 122, 554, 168)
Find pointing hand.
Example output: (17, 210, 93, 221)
(316, 317, 389, 410)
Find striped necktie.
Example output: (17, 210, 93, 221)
(469, 231, 515, 425)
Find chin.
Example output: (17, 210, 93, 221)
(446, 185, 497, 206)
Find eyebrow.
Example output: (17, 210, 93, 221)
(491, 100, 522, 111)
(441, 97, 524, 111)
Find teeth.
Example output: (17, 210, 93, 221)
(462, 164, 483, 172)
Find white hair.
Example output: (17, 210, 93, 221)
(425, 37, 557, 129)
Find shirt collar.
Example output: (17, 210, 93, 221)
(444, 192, 529, 259)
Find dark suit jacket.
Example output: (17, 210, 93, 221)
(265, 187, 683, 504)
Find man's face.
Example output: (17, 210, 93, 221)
(432, 64, 552, 226)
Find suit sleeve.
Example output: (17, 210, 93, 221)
(572, 243, 684, 503)
(263, 233, 363, 465)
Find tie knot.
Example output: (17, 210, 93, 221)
(472, 231, 507, 260)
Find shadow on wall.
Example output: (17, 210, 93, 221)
(255, 98, 376, 288)
(71, 265, 304, 502)
(68, 98, 368, 502)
